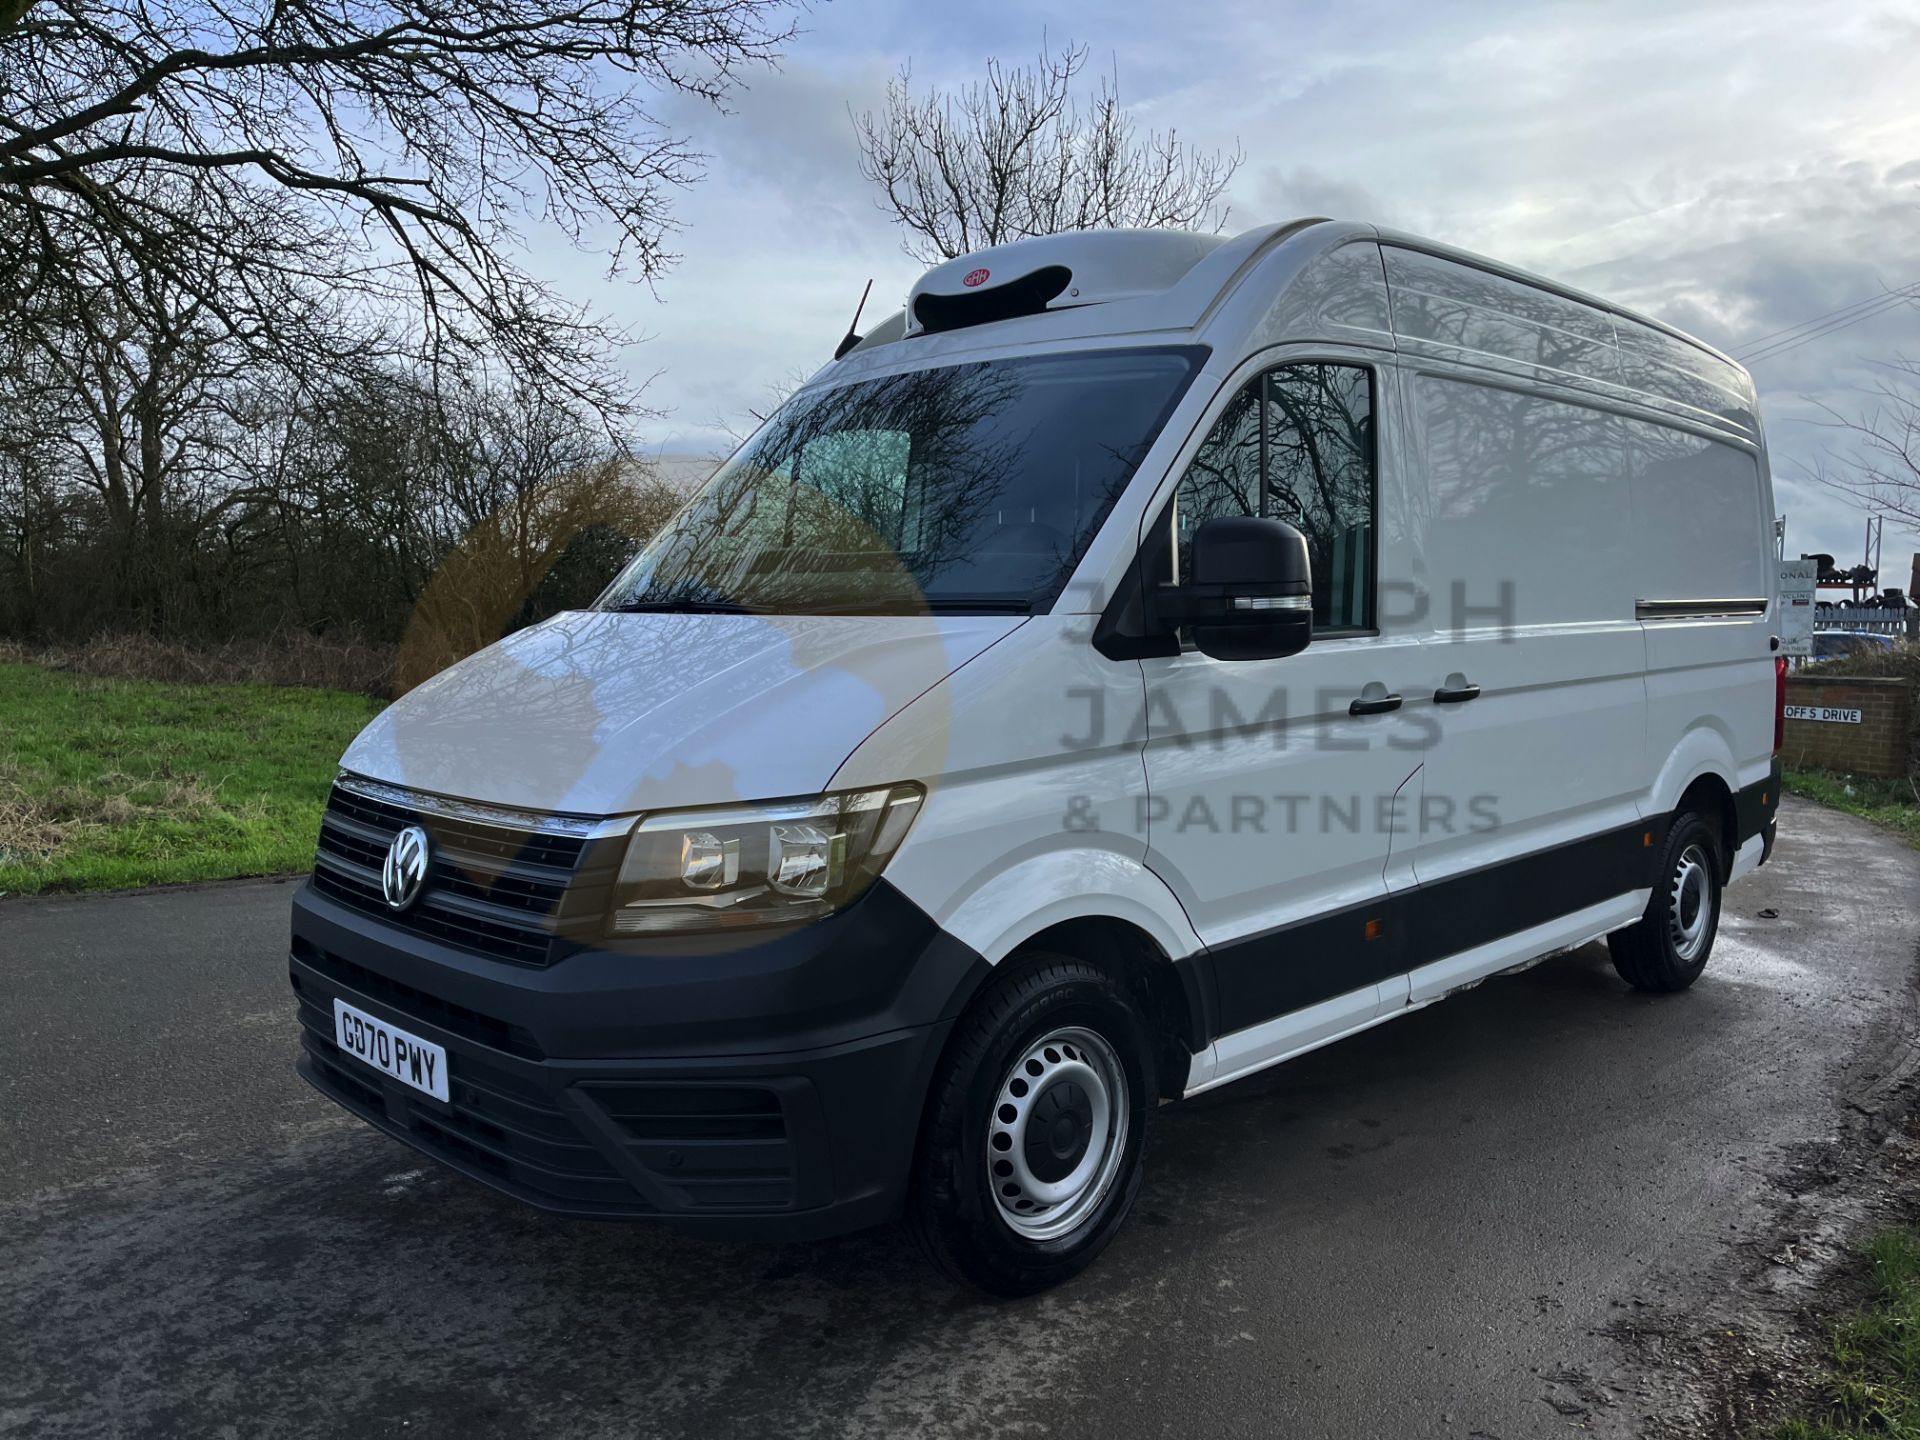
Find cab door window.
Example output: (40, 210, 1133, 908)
(1171, 362, 1377, 632)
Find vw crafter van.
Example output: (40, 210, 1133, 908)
(291, 220, 1784, 1294)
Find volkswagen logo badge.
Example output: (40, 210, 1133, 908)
(381, 824, 431, 911)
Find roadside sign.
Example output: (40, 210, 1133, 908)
(1784, 704, 1862, 724)
(1778, 558, 1817, 657)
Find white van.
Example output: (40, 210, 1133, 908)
(290, 220, 1785, 1294)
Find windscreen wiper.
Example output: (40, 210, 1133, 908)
(602, 597, 768, 614)
(919, 596, 1035, 614)
(801, 597, 1035, 615)
(605, 595, 1034, 616)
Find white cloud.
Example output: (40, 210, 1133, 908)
(534, 0, 1920, 568)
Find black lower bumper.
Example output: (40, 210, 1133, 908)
(291, 879, 986, 1240)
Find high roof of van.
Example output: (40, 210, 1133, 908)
(835, 219, 1758, 444)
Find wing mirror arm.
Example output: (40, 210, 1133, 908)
(1150, 516, 1315, 662)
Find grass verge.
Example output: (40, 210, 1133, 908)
(1780, 1230, 1920, 1438)
(0, 661, 381, 897)
(0, 632, 395, 695)
(1783, 769, 1920, 849)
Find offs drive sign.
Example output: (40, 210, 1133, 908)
(1784, 703, 1863, 725)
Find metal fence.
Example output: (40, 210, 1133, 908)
(1813, 608, 1915, 637)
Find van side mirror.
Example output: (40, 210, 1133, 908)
(1151, 516, 1313, 661)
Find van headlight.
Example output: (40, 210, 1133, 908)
(607, 784, 925, 935)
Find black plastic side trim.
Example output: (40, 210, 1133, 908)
(1209, 898, 1409, 1036)
(1735, 760, 1782, 848)
(1407, 820, 1662, 970)
(1208, 817, 1668, 1037)
(1173, 947, 1219, 1055)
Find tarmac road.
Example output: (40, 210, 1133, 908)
(3, 795, 1917, 1439)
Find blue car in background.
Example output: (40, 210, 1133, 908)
(1811, 630, 1901, 659)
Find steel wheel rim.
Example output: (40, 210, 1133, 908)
(987, 1026, 1130, 1242)
(1668, 843, 1714, 962)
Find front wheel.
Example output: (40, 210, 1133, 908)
(908, 955, 1155, 1296)
(1609, 812, 1724, 992)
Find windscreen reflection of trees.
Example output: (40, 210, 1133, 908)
(1175, 364, 1373, 628)
(609, 355, 1194, 612)
(629, 367, 1020, 609)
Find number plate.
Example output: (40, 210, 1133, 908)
(332, 998, 450, 1103)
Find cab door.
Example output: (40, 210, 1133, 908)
(1136, 355, 1427, 1068)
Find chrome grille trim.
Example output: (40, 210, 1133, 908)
(335, 773, 636, 841)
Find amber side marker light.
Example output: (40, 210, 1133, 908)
(1643, 831, 1653, 847)
(1365, 918, 1385, 941)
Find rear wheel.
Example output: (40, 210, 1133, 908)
(908, 955, 1155, 1296)
(1609, 811, 1723, 992)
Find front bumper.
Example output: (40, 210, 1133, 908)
(290, 878, 987, 1240)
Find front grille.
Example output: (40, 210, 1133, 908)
(291, 937, 544, 1059)
(326, 785, 587, 870)
(312, 781, 591, 967)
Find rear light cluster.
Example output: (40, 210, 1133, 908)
(1774, 654, 1787, 754)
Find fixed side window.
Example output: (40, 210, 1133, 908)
(1171, 362, 1377, 631)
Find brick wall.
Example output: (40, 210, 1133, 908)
(1782, 674, 1913, 778)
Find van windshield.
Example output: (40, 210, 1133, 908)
(598, 347, 1204, 615)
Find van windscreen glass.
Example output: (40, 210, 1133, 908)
(598, 347, 1204, 615)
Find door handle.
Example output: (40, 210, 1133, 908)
(1433, 682, 1482, 704)
(1349, 692, 1403, 716)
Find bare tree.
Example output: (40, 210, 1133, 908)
(397, 385, 682, 689)
(1808, 356, 1920, 533)
(0, 0, 800, 412)
(852, 42, 1243, 264)
(0, 336, 69, 633)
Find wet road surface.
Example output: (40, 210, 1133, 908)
(3, 796, 1916, 1438)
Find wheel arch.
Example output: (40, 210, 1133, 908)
(932, 914, 1209, 1105)
(1675, 772, 1739, 878)
(1006, 915, 1208, 1100)
(1648, 724, 1743, 879)
(922, 846, 1205, 969)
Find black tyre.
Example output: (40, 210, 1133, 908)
(908, 954, 1156, 1297)
(1608, 811, 1724, 992)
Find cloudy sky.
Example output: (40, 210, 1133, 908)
(535, 0, 1920, 575)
